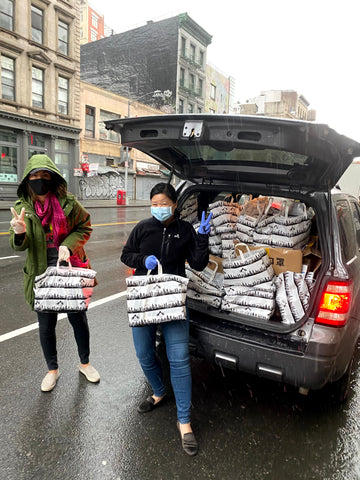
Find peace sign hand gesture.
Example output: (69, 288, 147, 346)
(198, 211, 213, 235)
(10, 207, 26, 234)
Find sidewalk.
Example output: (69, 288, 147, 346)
(0, 199, 149, 210)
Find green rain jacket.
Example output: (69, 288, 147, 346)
(9, 154, 93, 310)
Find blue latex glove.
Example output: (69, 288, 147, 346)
(145, 255, 158, 270)
(198, 211, 213, 234)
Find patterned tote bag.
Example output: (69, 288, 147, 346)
(33, 261, 96, 312)
(126, 262, 189, 327)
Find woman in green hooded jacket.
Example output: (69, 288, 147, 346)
(9, 154, 100, 392)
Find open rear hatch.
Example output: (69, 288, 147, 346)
(105, 114, 360, 192)
(107, 115, 360, 334)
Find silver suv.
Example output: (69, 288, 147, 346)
(108, 114, 360, 403)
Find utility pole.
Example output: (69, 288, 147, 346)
(125, 147, 129, 205)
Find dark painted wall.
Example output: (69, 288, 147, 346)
(81, 16, 179, 108)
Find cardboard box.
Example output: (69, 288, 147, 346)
(302, 245, 322, 274)
(234, 243, 303, 275)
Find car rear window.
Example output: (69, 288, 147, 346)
(336, 200, 356, 262)
(350, 201, 360, 249)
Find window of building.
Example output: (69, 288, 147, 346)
(0, 128, 18, 183)
(180, 67, 185, 87)
(190, 44, 196, 62)
(210, 84, 216, 100)
(188, 103, 194, 113)
(85, 106, 95, 137)
(197, 107, 202, 113)
(99, 110, 120, 142)
(1, 55, 15, 101)
(198, 78, 203, 96)
(90, 28, 97, 42)
(181, 37, 186, 56)
(179, 99, 184, 113)
(189, 73, 195, 91)
(28, 133, 47, 157)
(199, 51, 204, 67)
(58, 20, 69, 55)
(91, 13, 98, 28)
(55, 138, 70, 181)
(58, 75, 69, 115)
(0, 0, 14, 30)
(32, 66, 44, 108)
(31, 5, 43, 44)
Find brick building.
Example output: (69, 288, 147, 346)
(79, 0, 105, 45)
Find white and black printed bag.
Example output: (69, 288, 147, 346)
(275, 271, 311, 324)
(33, 261, 96, 312)
(209, 196, 241, 259)
(179, 194, 199, 225)
(126, 262, 189, 327)
(253, 201, 312, 249)
(186, 258, 224, 309)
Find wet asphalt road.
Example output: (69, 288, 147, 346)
(1, 206, 360, 480)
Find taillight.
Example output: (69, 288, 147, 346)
(315, 281, 352, 327)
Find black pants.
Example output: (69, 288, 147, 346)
(37, 311, 90, 370)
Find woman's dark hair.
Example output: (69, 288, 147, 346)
(150, 182, 177, 203)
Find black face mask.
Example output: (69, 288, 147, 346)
(28, 178, 52, 196)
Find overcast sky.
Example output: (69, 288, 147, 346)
(89, 0, 360, 142)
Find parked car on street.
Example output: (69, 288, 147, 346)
(107, 114, 360, 403)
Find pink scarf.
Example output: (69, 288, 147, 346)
(35, 192, 68, 248)
(35, 192, 89, 268)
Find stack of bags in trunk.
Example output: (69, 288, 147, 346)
(208, 197, 242, 258)
(253, 201, 312, 249)
(221, 247, 276, 321)
(185, 257, 224, 309)
(275, 271, 311, 324)
(179, 194, 199, 226)
(236, 196, 269, 245)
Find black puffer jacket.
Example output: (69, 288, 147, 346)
(121, 215, 209, 277)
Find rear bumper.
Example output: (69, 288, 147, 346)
(189, 323, 337, 391)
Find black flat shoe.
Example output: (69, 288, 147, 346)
(137, 394, 166, 413)
(177, 421, 198, 456)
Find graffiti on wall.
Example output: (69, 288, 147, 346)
(78, 174, 125, 200)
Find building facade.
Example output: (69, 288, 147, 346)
(79, 81, 167, 200)
(233, 90, 316, 121)
(79, 0, 105, 45)
(80, 13, 213, 115)
(0, 0, 81, 200)
(205, 63, 235, 114)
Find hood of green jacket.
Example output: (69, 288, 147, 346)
(17, 154, 67, 199)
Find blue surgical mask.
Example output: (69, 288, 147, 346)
(151, 206, 173, 222)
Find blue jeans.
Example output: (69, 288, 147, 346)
(132, 319, 191, 424)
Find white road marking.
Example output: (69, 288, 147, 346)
(0, 290, 127, 343)
(0, 255, 20, 260)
